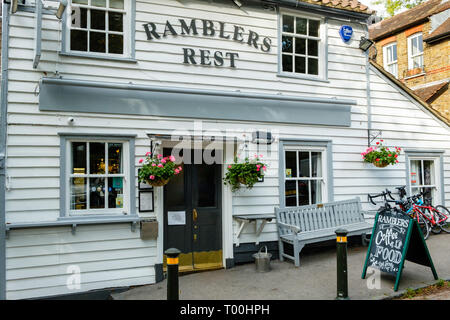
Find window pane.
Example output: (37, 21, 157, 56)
(410, 160, 421, 186)
(108, 34, 123, 54)
(109, 12, 123, 32)
(296, 17, 307, 35)
(90, 142, 105, 174)
(311, 180, 322, 204)
(392, 44, 397, 61)
(285, 180, 297, 206)
(386, 46, 392, 62)
(282, 36, 293, 53)
(418, 35, 423, 52)
(282, 54, 293, 72)
(108, 143, 122, 174)
(311, 152, 322, 177)
(108, 177, 123, 208)
(307, 39, 318, 56)
(110, 0, 124, 9)
(295, 37, 305, 54)
(295, 56, 305, 74)
(298, 152, 310, 177)
(308, 58, 319, 75)
(423, 160, 435, 186)
(283, 15, 294, 33)
(90, 32, 106, 53)
(195, 164, 216, 208)
(71, 7, 87, 28)
(90, 177, 105, 209)
(91, 10, 106, 30)
(72, 142, 86, 174)
(298, 180, 309, 206)
(285, 151, 297, 178)
(92, 0, 106, 7)
(422, 187, 433, 202)
(165, 163, 185, 207)
(72, 0, 88, 4)
(309, 20, 320, 37)
(70, 30, 88, 51)
(70, 177, 87, 210)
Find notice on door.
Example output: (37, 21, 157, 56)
(168, 211, 186, 225)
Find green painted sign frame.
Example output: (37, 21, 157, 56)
(361, 210, 438, 291)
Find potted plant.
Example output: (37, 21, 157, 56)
(224, 154, 267, 192)
(361, 140, 401, 168)
(138, 152, 182, 187)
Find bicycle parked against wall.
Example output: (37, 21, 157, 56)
(368, 187, 450, 240)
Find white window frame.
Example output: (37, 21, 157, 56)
(278, 10, 326, 80)
(407, 33, 424, 70)
(65, 139, 131, 216)
(408, 156, 441, 205)
(65, 0, 132, 58)
(283, 146, 328, 206)
(383, 42, 398, 78)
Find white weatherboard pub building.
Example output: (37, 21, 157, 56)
(0, 0, 449, 299)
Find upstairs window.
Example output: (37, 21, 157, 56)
(407, 33, 424, 70)
(280, 13, 324, 78)
(68, 0, 130, 56)
(383, 42, 398, 78)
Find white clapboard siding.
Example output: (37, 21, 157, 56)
(6, 224, 157, 299)
(4, 0, 450, 299)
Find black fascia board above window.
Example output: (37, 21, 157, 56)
(39, 77, 355, 127)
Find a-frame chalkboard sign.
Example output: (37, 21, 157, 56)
(361, 209, 438, 291)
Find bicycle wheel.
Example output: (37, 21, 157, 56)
(417, 214, 430, 240)
(434, 205, 450, 233)
(427, 208, 442, 234)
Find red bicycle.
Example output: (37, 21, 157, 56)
(397, 186, 450, 240)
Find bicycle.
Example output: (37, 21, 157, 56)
(394, 186, 450, 239)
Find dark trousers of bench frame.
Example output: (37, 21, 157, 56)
(276, 198, 372, 267)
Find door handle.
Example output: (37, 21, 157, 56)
(193, 208, 198, 222)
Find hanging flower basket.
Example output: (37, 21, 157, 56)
(361, 140, 401, 168)
(372, 161, 389, 168)
(224, 154, 267, 192)
(138, 152, 182, 187)
(146, 178, 170, 187)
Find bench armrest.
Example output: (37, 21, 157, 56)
(277, 222, 301, 235)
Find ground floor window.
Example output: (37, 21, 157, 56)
(65, 138, 130, 215)
(283, 146, 327, 206)
(409, 157, 441, 204)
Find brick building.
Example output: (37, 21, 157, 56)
(369, 0, 450, 122)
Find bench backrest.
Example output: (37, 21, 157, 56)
(275, 198, 363, 235)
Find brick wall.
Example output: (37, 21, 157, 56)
(373, 21, 450, 123)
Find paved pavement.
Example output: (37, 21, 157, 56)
(112, 233, 450, 300)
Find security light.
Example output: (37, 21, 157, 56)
(232, 0, 242, 7)
(10, 0, 19, 14)
(359, 36, 374, 52)
(56, 0, 68, 19)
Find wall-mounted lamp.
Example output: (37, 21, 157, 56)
(55, 0, 68, 19)
(252, 131, 273, 145)
(359, 36, 374, 52)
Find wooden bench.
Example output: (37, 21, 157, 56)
(275, 198, 372, 267)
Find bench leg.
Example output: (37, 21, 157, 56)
(278, 239, 285, 262)
(293, 240, 304, 267)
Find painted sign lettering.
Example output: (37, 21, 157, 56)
(143, 18, 272, 68)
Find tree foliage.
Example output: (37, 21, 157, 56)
(372, 0, 426, 17)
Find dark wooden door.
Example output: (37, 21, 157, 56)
(163, 148, 222, 272)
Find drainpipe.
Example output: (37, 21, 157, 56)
(0, 2, 10, 301)
(364, 23, 372, 147)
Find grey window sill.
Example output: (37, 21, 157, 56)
(277, 73, 330, 83)
(404, 72, 425, 80)
(5, 215, 140, 232)
(59, 51, 137, 63)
